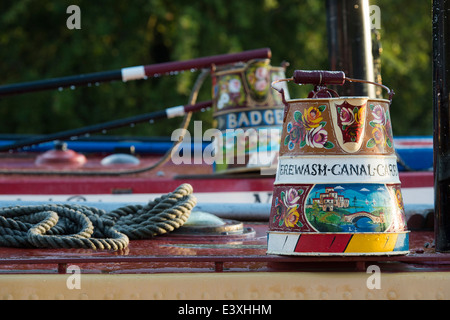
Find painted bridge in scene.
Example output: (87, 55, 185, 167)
(343, 211, 385, 224)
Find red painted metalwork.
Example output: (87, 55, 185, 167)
(0, 153, 433, 196)
(143, 48, 271, 78)
(294, 234, 353, 253)
(0, 228, 448, 274)
(35, 147, 87, 167)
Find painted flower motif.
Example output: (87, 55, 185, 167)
(371, 104, 386, 125)
(339, 107, 355, 126)
(367, 104, 393, 149)
(336, 103, 366, 144)
(228, 79, 241, 93)
(288, 141, 295, 150)
(286, 121, 306, 150)
(395, 189, 404, 211)
(283, 188, 301, 207)
(305, 125, 328, 148)
(255, 80, 268, 91)
(384, 115, 394, 142)
(290, 122, 305, 143)
(356, 106, 366, 124)
(284, 206, 300, 228)
(372, 126, 385, 144)
(272, 189, 304, 229)
(302, 106, 323, 129)
(255, 66, 268, 79)
(343, 122, 364, 143)
(245, 61, 270, 102)
(273, 198, 284, 220)
(216, 75, 245, 109)
(284, 105, 334, 150)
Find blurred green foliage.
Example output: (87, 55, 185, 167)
(0, 0, 432, 137)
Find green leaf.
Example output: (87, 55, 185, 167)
(369, 121, 376, 127)
(324, 141, 334, 149)
(300, 140, 306, 148)
(386, 137, 392, 148)
(284, 135, 290, 146)
(367, 138, 376, 148)
(294, 111, 302, 122)
(353, 107, 359, 114)
(370, 104, 375, 111)
(320, 121, 327, 127)
(318, 105, 326, 112)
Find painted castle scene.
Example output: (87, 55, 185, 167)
(305, 183, 395, 232)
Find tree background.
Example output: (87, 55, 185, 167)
(0, 0, 432, 139)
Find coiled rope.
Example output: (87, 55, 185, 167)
(0, 183, 196, 251)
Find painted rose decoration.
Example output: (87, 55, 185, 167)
(272, 188, 304, 229)
(302, 106, 324, 129)
(245, 61, 270, 102)
(215, 75, 245, 110)
(284, 188, 301, 207)
(339, 107, 355, 126)
(367, 104, 394, 148)
(305, 126, 329, 148)
(336, 102, 366, 144)
(284, 105, 334, 150)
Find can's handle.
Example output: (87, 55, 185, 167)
(293, 70, 346, 86)
(272, 70, 395, 103)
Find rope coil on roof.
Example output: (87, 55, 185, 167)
(0, 183, 196, 251)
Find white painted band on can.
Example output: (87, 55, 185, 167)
(275, 155, 401, 184)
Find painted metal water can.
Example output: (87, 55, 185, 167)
(211, 59, 289, 174)
(267, 70, 409, 256)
